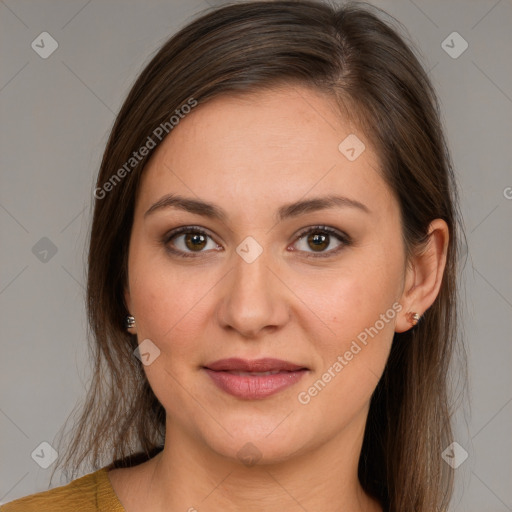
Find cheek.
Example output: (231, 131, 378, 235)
(128, 256, 215, 358)
(128, 262, 215, 415)
(301, 257, 401, 344)
(295, 254, 401, 399)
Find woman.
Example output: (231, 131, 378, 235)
(1, 1, 463, 511)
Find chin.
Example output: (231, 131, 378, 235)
(196, 412, 318, 466)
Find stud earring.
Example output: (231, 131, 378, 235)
(126, 315, 135, 330)
(407, 312, 420, 326)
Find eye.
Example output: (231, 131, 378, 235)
(162, 225, 351, 259)
(163, 226, 221, 258)
(290, 225, 351, 257)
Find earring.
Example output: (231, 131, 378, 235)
(126, 315, 135, 329)
(407, 312, 421, 326)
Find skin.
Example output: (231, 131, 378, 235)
(108, 85, 449, 512)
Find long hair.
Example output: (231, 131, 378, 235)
(52, 2, 465, 510)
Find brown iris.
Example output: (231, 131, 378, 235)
(307, 232, 329, 251)
(184, 233, 207, 251)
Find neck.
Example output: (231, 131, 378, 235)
(144, 410, 382, 512)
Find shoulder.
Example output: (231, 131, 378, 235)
(0, 467, 125, 512)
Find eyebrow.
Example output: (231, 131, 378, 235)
(144, 193, 371, 222)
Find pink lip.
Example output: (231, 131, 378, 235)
(203, 358, 308, 400)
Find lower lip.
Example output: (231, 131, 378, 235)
(204, 369, 307, 399)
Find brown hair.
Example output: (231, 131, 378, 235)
(52, 1, 465, 510)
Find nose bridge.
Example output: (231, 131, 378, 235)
(234, 238, 271, 291)
(216, 236, 289, 337)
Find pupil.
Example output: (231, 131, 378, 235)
(308, 232, 328, 251)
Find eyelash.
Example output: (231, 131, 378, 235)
(162, 225, 352, 259)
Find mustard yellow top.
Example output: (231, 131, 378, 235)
(0, 467, 125, 512)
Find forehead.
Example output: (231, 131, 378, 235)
(137, 86, 394, 219)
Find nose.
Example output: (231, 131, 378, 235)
(215, 245, 290, 339)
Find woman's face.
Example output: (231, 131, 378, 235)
(125, 85, 409, 463)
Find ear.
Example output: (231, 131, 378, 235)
(395, 219, 449, 333)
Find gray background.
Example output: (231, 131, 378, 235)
(1, 0, 511, 510)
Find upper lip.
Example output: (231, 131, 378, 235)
(204, 358, 307, 372)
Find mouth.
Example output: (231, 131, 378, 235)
(202, 358, 309, 400)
